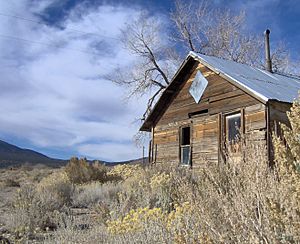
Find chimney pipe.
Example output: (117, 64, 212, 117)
(264, 29, 272, 72)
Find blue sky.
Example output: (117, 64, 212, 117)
(0, 0, 299, 161)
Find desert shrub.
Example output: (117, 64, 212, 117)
(65, 157, 108, 184)
(71, 181, 122, 226)
(5, 186, 36, 237)
(107, 164, 143, 180)
(107, 207, 167, 235)
(44, 211, 114, 244)
(3, 178, 20, 187)
(6, 185, 55, 238)
(106, 202, 204, 243)
(37, 171, 74, 209)
(31, 168, 54, 183)
(72, 182, 120, 208)
(6, 171, 74, 237)
(271, 94, 300, 242)
(105, 164, 197, 219)
(273, 94, 300, 167)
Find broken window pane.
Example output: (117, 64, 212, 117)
(181, 127, 190, 145)
(189, 71, 208, 103)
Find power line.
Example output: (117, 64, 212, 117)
(0, 11, 120, 41)
(0, 33, 101, 55)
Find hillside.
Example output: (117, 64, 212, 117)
(0, 140, 66, 168)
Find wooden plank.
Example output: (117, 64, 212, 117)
(245, 111, 265, 122)
(209, 90, 244, 103)
(194, 121, 218, 131)
(245, 110, 266, 131)
(245, 103, 265, 114)
(209, 94, 257, 115)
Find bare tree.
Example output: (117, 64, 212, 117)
(206, 10, 263, 65)
(171, 0, 293, 71)
(110, 13, 179, 121)
(170, 0, 211, 53)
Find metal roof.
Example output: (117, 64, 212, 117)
(190, 51, 300, 103)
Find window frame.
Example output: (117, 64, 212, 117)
(179, 124, 192, 167)
(221, 109, 244, 155)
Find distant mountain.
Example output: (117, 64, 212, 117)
(106, 157, 149, 166)
(0, 140, 66, 168)
(0, 139, 148, 168)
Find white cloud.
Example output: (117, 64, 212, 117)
(0, 0, 154, 161)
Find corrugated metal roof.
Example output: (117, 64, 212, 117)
(190, 51, 300, 103)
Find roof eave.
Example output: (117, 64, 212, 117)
(140, 121, 152, 132)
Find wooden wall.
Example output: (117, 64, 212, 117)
(268, 100, 292, 164)
(269, 101, 291, 128)
(153, 63, 267, 167)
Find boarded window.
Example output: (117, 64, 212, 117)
(180, 127, 191, 165)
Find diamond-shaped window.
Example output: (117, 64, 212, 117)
(189, 71, 208, 103)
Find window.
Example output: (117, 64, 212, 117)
(180, 126, 191, 165)
(225, 113, 241, 153)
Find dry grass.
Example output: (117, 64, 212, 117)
(72, 181, 121, 209)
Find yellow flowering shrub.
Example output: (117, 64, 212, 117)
(150, 172, 171, 190)
(106, 201, 206, 243)
(107, 207, 166, 234)
(167, 202, 193, 228)
(108, 164, 143, 180)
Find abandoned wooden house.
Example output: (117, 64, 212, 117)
(140, 31, 300, 167)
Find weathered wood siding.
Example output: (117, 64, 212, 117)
(269, 101, 291, 129)
(268, 101, 292, 164)
(153, 62, 267, 167)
